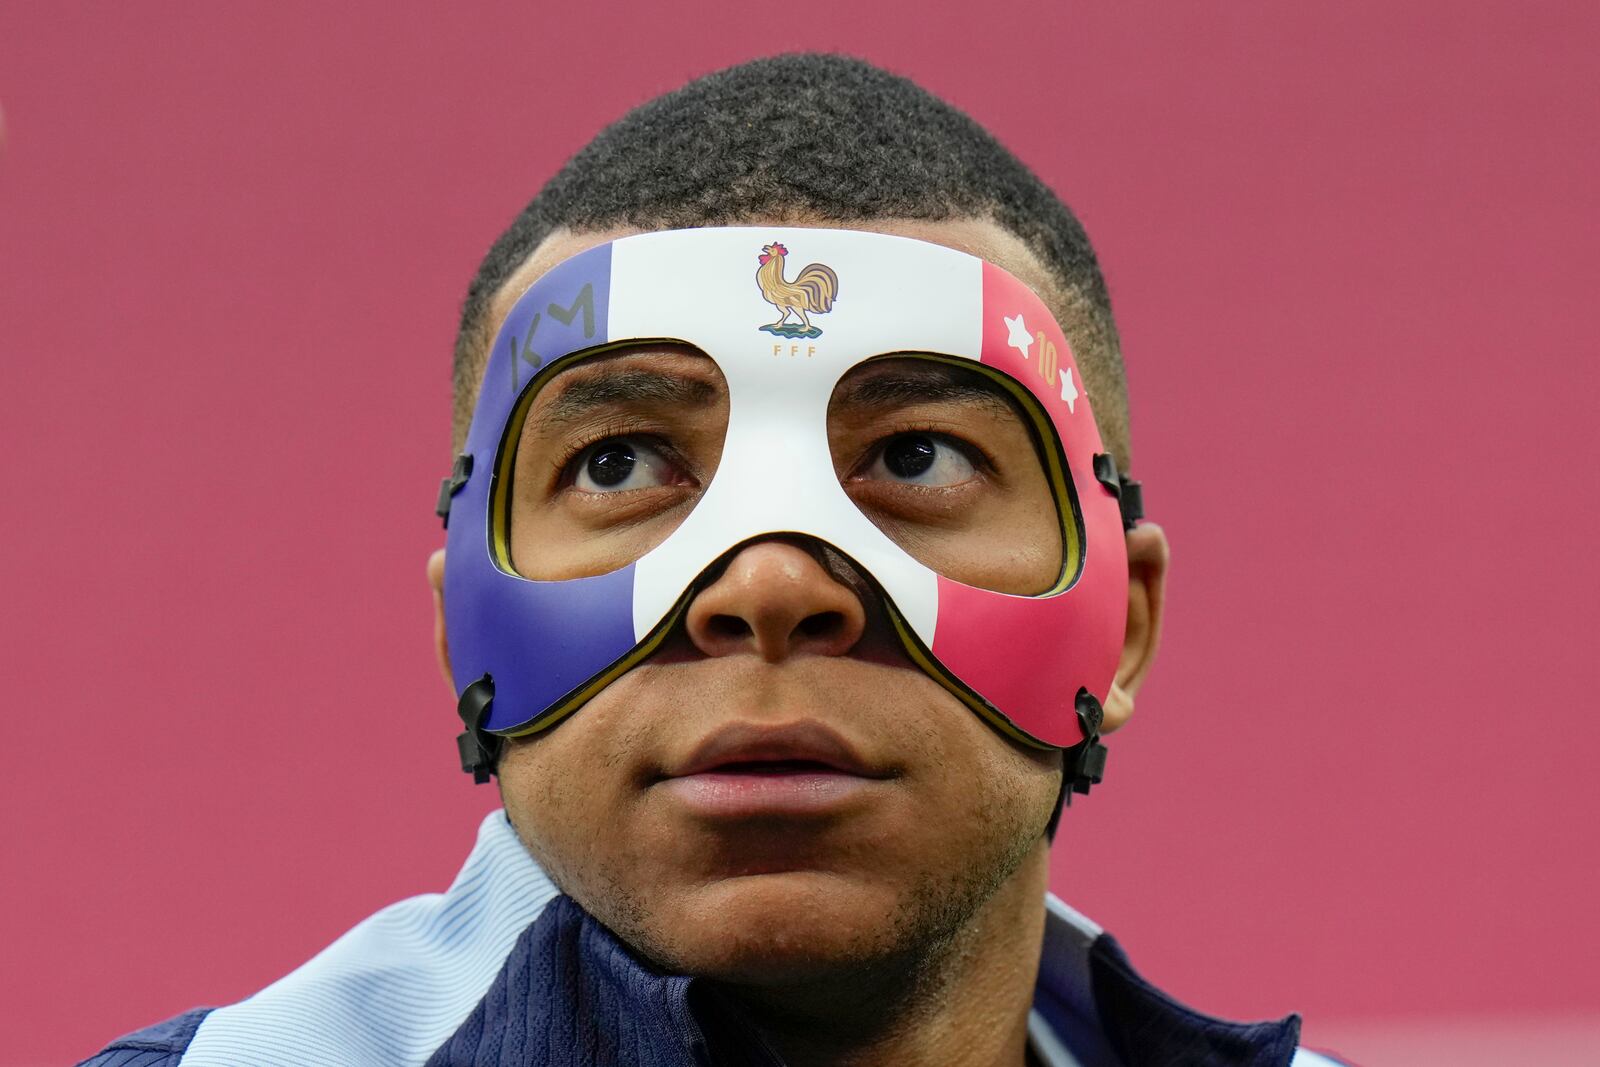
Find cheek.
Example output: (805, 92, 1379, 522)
(494, 701, 655, 894)
(901, 703, 1062, 840)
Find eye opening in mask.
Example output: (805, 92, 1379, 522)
(827, 353, 1084, 597)
(489, 339, 724, 581)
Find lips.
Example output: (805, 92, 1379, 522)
(669, 720, 887, 779)
(657, 721, 894, 819)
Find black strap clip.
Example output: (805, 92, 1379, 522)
(1046, 689, 1112, 837)
(456, 675, 501, 784)
(1092, 453, 1144, 531)
(1067, 688, 1109, 801)
(435, 453, 475, 529)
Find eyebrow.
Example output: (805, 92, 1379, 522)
(831, 366, 1017, 418)
(531, 368, 720, 434)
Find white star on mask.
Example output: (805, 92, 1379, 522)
(1060, 366, 1079, 414)
(1004, 313, 1033, 359)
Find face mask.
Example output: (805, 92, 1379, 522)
(438, 227, 1141, 787)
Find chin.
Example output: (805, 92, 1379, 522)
(619, 869, 938, 985)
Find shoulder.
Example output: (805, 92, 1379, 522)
(76, 1008, 212, 1067)
(80, 811, 559, 1067)
(1035, 894, 1357, 1067)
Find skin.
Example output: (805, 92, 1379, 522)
(427, 217, 1170, 1067)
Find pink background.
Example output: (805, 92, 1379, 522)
(2, 3, 1596, 1064)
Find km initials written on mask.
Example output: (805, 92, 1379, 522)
(503, 282, 820, 390)
(507, 283, 596, 392)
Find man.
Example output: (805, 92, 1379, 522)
(84, 55, 1343, 1067)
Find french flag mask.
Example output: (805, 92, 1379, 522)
(438, 227, 1143, 785)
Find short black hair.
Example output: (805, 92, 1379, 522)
(453, 53, 1129, 465)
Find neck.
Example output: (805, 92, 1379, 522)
(714, 843, 1050, 1067)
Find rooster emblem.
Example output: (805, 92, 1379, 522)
(756, 242, 839, 339)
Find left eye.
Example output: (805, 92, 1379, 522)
(863, 433, 976, 487)
(572, 436, 679, 492)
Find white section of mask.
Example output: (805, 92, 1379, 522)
(603, 227, 984, 645)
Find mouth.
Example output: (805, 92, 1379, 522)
(694, 759, 851, 775)
(655, 721, 895, 818)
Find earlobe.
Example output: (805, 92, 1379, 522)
(427, 549, 454, 692)
(1101, 522, 1169, 734)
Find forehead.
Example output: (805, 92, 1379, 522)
(481, 217, 1060, 381)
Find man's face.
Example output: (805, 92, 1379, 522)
(459, 219, 1076, 986)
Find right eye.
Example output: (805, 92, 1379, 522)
(571, 436, 682, 493)
(861, 433, 979, 488)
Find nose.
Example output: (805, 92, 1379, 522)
(684, 539, 867, 662)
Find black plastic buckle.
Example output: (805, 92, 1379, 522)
(435, 453, 474, 528)
(456, 674, 501, 784)
(1067, 688, 1108, 800)
(1047, 688, 1111, 837)
(1092, 452, 1144, 531)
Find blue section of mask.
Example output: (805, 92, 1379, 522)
(445, 242, 639, 735)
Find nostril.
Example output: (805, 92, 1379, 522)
(798, 611, 843, 638)
(709, 614, 752, 640)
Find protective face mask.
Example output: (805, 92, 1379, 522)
(439, 227, 1141, 782)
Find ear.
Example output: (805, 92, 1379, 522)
(1100, 522, 1169, 734)
(426, 548, 454, 693)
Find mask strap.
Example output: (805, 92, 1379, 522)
(435, 453, 474, 528)
(1092, 452, 1143, 531)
